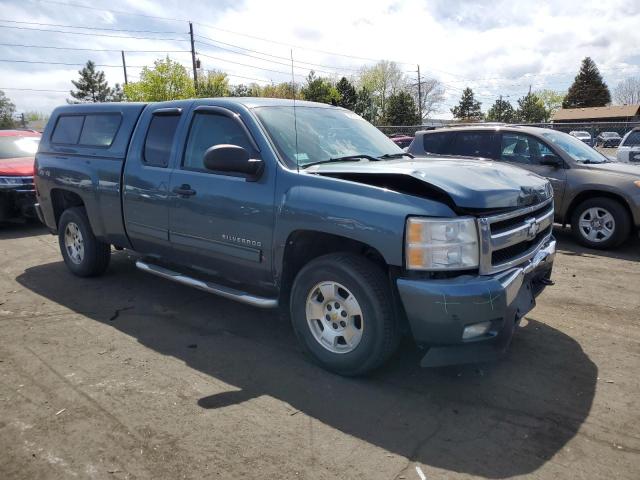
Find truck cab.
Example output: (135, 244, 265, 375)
(35, 98, 556, 375)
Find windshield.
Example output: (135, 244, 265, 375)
(253, 106, 403, 168)
(602, 132, 619, 138)
(0, 136, 40, 159)
(572, 131, 589, 136)
(541, 130, 608, 163)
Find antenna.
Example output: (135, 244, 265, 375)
(291, 49, 300, 173)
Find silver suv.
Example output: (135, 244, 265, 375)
(407, 125, 640, 249)
(617, 128, 640, 163)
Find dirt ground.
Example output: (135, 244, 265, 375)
(0, 222, 638, 480)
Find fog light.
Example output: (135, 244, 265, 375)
(462, 321, 491, 340)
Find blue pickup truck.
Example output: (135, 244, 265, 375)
(34, 98, 556, 375)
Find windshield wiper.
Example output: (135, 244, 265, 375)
(301, 154, 381, 169)
(379, 152, 414, 159)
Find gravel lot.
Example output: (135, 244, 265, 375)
(1, 223, 639, 480)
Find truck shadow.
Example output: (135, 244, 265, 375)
(17, 254, 597, 479)
(0, 221, 47, 240)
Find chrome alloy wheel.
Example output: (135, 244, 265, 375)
(64, 222, 85, 264)
(578, 207, 615, 243)
(305, 281, 364, 354)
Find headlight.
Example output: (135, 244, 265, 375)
(0, 176, 27, 187)
(405, 217, 479, 270)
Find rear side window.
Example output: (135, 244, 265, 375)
(51, 113, 121, 147)
(422, 132, 454, 154)
(623, 131, 640, 146)
(144, 114, 181, 167)
(449, 132, 500, 158)
(51, 115, 84, 144)
(183, 113, 254, 171)
(79, 114, 121, 147)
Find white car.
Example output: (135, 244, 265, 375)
(617, 128, 640, 163)
(569, 130, 592, 145)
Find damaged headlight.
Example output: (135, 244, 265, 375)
(405, 217, 479, 270)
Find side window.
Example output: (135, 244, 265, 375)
(51, 115, 85, 144)
(500, 133, 552, 165)
(449, 132, 500, 158)
(422, 132, 454, 154)
(79, 114, 121, 147)
(623, 131, 640, 146)
(183, 113, 254, 171)
(144, 114, 181, 167)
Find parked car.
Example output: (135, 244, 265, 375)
(569, 130, 592, 145)
(595, 131, 622, 148)
(34, 99, 556, 375)
(0, 129, 41, 222)
(617, 127, 640, 163)
(408, 126, 640, 249)
(389, 134, 414, 149)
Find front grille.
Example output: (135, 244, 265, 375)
(0, 176, 35, 193)
(478, 197, 554, 275)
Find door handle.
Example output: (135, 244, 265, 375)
(173, 184, 196, 197)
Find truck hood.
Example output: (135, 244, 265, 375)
(0, 157, 35, 176)
(306, 157, 552, 210)
(580, 161, 640, 176)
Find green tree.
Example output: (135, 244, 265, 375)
(358, 60, 406, 122)
(383, 91, 420, 125)
(535, 89, 565, 121)
(354, 86, 375, 122)
(261, 82, 296, 99)
(124, 57, 195, 102)
(197, 70, 230, 97)
(229, 83, 262, 97)
(301, 71, 339, 104)
(563, 57, 611, 108)
(110, 83, 125, 102)
(451, 87, 483, 120)
(0, 90, 17, 128)
(69, 60, 119, 103)
(516, 92, 547, 123)
(485, 97, 516, 122)
(336, 77, 357, 111)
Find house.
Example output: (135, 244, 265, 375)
(551, 104, 640, 123)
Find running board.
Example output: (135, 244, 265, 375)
(135, 260, 278, 309)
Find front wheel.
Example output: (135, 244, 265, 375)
(290, 253, 400, 376)
(571, 197, 630, 249)
(58, 207, 111, 277)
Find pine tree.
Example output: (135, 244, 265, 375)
(516, 92, 547, 123)
(451, 87, 483, 120)
(354, 87, 375, 122)
(0, 90, 17, 128)
(69, 61, 118, 103)
(336, 77, 357, 111)
(563, 57, 611, 108)
(485, 97, 516, 122)
(383, 91, 420, 125)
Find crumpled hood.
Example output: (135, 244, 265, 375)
(0, 157, 35, 176)
(307, 157, 552, 210)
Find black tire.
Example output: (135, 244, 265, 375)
(571, 197, 630, 249)
(58, 207, 111, 277)
(290, 253, 400, 376)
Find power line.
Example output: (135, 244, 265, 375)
(0, 58, 146, 68)
(196, 51, 306, 79)
(0, 18, 186, 34)
(0, 42, 191, 53)
(1, 87, 67, 92)
(0, 24, 189, 41)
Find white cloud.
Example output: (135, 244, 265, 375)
(0, 0, 639, 118)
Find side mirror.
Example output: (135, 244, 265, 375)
(540, 154, 562, 167)
(203, 144, 264, 181)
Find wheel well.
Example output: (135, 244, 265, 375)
(279, 231, 388, 302)
(51, 189, 85, 228)
(564, 190, 632, 225)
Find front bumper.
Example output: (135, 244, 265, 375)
(397, 237, 556, 367)
(0, 184, 37, 220)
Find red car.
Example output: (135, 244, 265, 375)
(0, 130, 41, 221)
(389, 134, 414, 149)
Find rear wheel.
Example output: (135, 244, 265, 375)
(571, 197, 630, 249)
(290, 253, 399, 376)
(58, 207, 111, 277)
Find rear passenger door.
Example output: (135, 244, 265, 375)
(122, 105, 185, 257)
(498, 132, 566, 206)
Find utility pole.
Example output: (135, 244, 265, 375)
(189, 22, 198, 92)
(417, 64, 422, 123)
(121, 51, 128, 85)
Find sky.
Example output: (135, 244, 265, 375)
(1, 0, 639, 119)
